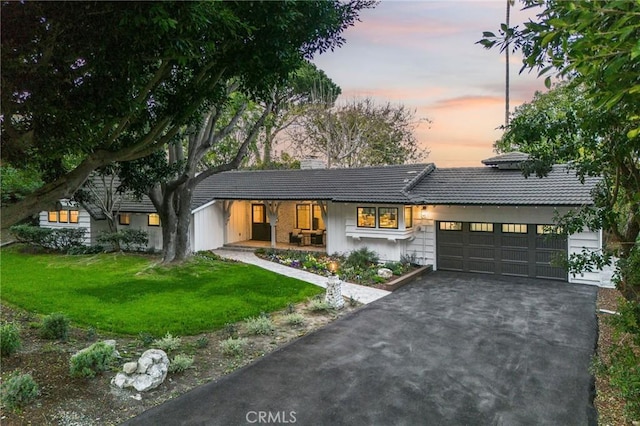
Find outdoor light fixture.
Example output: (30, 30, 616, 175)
(328, 261, 338, 275)
(420, 206, 430, 220)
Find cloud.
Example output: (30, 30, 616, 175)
(427, 95, 504, 110)
(339, 87, 446, 103)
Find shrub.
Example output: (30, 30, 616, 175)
(0, 372, 39, 411)
(97, 229, 149, 252)
(138, 332, 155, 346)
(384, 261, 405, 276)
(283, 313, 305, 326)
(344, 247, 379, 270)
(40, 312, 70, 341)
(196, 251, 221, 261)
(195, 337, 209, 349)
(219, 337, 248, 357)
(308, 299, 333, 313)
(169, 354, 194, 373)
(0, 323, 21, 356)
(152, 333, 182, 352)
(223, 323, 238, 339)
(10, 225, 86, 251)
(244, 316, 275, 336)
(400, 251, 418, 266)
(69, 341, 117, 378)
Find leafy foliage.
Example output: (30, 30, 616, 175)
(244, 316, 275, 336)
(0, 165, 42, 206)
(1, 1, 375, 228)
(344, 247, 379, 270)
(219, 337, 248, 357)
(0, 323, 21, 356)
(169, 354, 194, 373)
(152, 333, 182, 352)
(0, 372, 38, 411)
(69, 342, 117, 378)
(293, 97, 429, 167)
(10, 225, 86, 252)
(97, 229, 149, 252)
(40, 312, 70, 341)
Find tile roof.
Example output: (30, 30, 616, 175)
(192, 163, 432, 209)
(481, 151, 530, 165)
(79, 176, 156, 219)
(407, 165, 598, 206)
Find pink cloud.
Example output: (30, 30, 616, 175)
(427, 96, 504, 110)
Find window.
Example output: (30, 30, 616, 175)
(58, 210, 68, 223)
(296, 204, 311, 229)
(357, 207, 376, 228)
(148, 213, 160, 226)
(48, 211, 58, 222)
(312, 205, 325, 230)
(470, 222, 493, 232)
(404, 206, 413, 228)
(69, 210, 79, 223)
(502, 223, 528, 234)
(119, 213, 131, 226)
(439, 222, 462, 231)
(537, 224, 563, 235)
(378, 207, 398, 229)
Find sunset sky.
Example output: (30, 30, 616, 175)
(311, 0, 548, 167)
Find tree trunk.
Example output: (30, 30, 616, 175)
(505, 0, 511, 128)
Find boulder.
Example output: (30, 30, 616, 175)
(377, 268, 393, 279)
(112, 349, 170, 392)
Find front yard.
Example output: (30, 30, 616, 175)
(0, 246, 357, 424)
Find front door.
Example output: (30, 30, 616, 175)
(251, 204, 270, 241)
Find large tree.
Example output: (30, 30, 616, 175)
(1, 1, 373, 228)
(293, 97, 429, 168)
(481, 0, 640, 300)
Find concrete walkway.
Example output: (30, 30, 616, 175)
(213, 249, 390, 304)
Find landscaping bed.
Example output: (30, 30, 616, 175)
(0, 298, 361, 425)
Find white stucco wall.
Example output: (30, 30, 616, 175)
(191, 201, 224, 251)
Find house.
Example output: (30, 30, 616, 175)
(40, 154, 611, 286)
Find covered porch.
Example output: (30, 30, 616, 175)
(223, 239, 326, 253)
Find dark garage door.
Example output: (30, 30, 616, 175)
(436, 221, 567, 280)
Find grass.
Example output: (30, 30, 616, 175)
(0, 246, 322, 336)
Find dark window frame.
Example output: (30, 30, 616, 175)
(119, 213, 131, 226)
(502, 223, 528, 234)
(148, 213, 160, 227)
(357, 207, 376, 228)
(404, 206, 413, 228)
(296, 204, 311, 230)
(439, 221, 463, 231)
(378, 207, 399, 229)
(69, 210, 79, 224)
(48, 211, 58, 222)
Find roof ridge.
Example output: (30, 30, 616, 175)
(402, 164, 435, 195)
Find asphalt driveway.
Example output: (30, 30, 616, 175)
(125, 271, 598, 426)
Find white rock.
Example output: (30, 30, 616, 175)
(377, 268, 393, 279)
(111, 349, 169, 392)
(123, 362, 138, 374)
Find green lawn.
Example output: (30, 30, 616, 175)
(0, 247, 323, 336)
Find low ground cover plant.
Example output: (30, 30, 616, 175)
(0, 322, 21, 356)
(169, 354, 194, 373)
(40, 312, 70, 341)
(0, 372, 39, 411)
(152, 333, 182, 352)
(69, 341, 117, 378)
(244, 316, 275, 336)
(220, 337, 248, 357)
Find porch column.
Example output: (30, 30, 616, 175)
(222, 200, 234, 246)
(265, 201, 280, 249)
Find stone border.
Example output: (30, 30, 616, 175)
(377, 265, 433, 291)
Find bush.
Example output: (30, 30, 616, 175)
(195, 337, 209, 349)
(97, 229, 149, 252)
(244, 316, 275, 336)
(0, 372, 39, 411)
(169, 353, 194, 373)
(223, 323, 238, 339)
(344, 247, 379, 270)
(67, 244, 105, 255)
(400, 251, 418, 266)
(308, 298, 333, 313)
(219, 337, 248, 357)
(10, 225, 86, 251)
(152, 333, 182, 352)
(0, 323, 21, 356)
(69, 341, 117, 378)
(283, 313, 305, 326)
(40, 312, 70, 341)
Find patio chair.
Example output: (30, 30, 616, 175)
(311, 230, 325, 246)
(289, 229, 303, 246)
